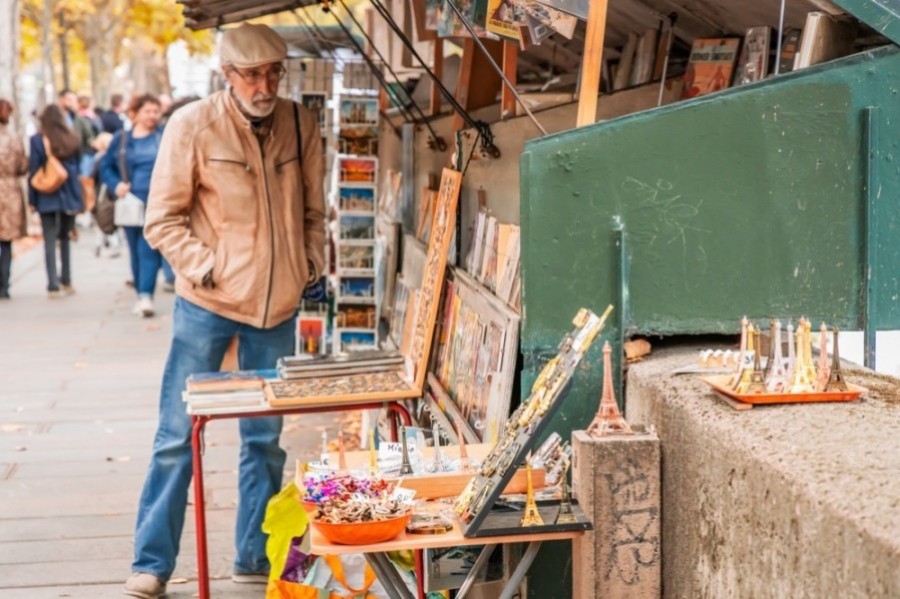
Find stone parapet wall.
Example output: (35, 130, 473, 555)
(625, 345, 900, 598)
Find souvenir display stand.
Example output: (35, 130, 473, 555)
(300, 307, 613, 599)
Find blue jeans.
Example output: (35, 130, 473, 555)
(132, 297, 295, 581)
(39, 212, 73, 291)
(123, 225, 162, 296)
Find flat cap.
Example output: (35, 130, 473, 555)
(219, 23, 287, 69)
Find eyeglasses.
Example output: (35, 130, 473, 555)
(229, 64, 286, 85)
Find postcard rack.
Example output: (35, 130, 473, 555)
(454, 307, 612, 538)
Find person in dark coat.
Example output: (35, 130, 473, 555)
(28, 104, 83, 298)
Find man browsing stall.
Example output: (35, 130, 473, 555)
(125, 23, 325, 598)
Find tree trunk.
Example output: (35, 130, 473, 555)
(0, 0, 21, 131)
(41, 0, 57, 105)
(58, 12, 70, 91)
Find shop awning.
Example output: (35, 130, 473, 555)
(179, 0, 320, 30)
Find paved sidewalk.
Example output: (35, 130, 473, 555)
(0, 230, 340, 598)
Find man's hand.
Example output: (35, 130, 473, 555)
(115, 182, 131, 198)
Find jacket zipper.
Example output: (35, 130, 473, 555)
(258, 141, 275, 329)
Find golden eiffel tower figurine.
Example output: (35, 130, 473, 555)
(587, 342, 633, 438)
(741, 329, 767, 395)
(520, 463, 544, 527)
(338, 428, 347, 471)
(368, 429, 379, 476)
(788, 320, 815, 392)
(554, 460, 577, 525)
(824, 327, 848, 392)
(765, 320, 788, 392)
(734, 324, 759, 394)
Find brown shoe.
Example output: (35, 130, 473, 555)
(47, 290, 62, 299)
(124, 572, 166, 598)
(60, 284, 76, 296)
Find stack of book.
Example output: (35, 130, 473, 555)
(182, 370, 274, 414)
(466, 208, 521, 311)
(277, 350, 403, 380)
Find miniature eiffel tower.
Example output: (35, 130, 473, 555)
(730, 316, 750, 387)
(786, 321, 796, 382)
(587, 342, 633, 438)
(738, 329, 767, 394)
(368, 428, 379, 476)
(816, 322, 831, 391)
(456, 419, 473, 473)
(788, 320, 815, 393)
(428, 422, 448, 473)
(338, 428, 347, 471)
(824, 328, 848, 392)
(520, 463, 544, 527)
(800, 319, 818, 384)
(554, 460, 577, 525)
(399, 426, 414, 475)
(320, 431, 330, 466)
(733, 324, 758, 393)
(765, 320, 788, 392)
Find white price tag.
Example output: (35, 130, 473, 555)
(391, 487, 417, 502)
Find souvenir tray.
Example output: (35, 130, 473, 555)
(699, 374, 866, 405)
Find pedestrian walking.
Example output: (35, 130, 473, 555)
(0, 99, 28, 299)
(124, 23, 325, 599)
(99, 93, 126, 135)
(100, 94, 165, 317)
(27, 105, 83, 298)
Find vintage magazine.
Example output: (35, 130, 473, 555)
(485, 0, 527, 42)
(682, 38, 741, 99)
(734, 27, 771, 85)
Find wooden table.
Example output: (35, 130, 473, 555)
(189, 400, 411, 599)
(310, 521, 585, 599)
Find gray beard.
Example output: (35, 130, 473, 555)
(230, 88, 275, 118)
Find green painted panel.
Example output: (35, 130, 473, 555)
(522, 46, 900, 427)
(834, 0, 900, 46)
(520, 46, 900, 598)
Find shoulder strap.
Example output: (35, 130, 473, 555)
(293, 102, 303, 167)
(118, 131, 129, 184)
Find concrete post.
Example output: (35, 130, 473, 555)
(572, 429, 661, 598)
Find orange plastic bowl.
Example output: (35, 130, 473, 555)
(312, 514, 411, 545)
(301, 499, 319, 514)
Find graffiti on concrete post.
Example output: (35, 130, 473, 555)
(603, 457, 660, 585)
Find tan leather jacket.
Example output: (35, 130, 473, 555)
(144, 90, 325, 329)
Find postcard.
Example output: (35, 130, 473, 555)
(338, 243, 376, 274)
(340, 97, 379, 127)
(338, 276, 377, 304)
(338, 156, 378, 184)
(337, 328, 378, 352)
(300, 91, 328, 129)
(295, 313, 327, 356)
(338, 186, 376, 213)
(339, 214, 376, 241)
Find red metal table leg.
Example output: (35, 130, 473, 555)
(191, 415, 211, 599)
(387, 403, 412, 442)
(414, 548, 426, 599)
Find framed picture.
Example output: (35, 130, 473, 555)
(337, 276, 377, 304)
(337, 243, 376, 275)
(338, 127, 380, 156)
(339, 214, 376, 241)
(339, 97, 379, 127)
(338, 185, 376, 213)
(336, 328, 378, 352)
(335, 304, 377, 328)
(295, 313, 327, 356)
(337, 156, 378, 184)
(300, 91, 328, 130)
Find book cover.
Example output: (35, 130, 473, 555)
(630, 28, 659, 87)
(734, 26, 771, 85)
(793, 12, 855, 70)
(512, 0, 576, 39)
(778, 27, 802, 74)
(681, 38, 741, 99)
(485, 0, 526, 43)
(186, 370, 271, 394)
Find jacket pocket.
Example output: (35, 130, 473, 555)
(275, 156, 299, 173)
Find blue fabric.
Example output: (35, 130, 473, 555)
(27, 135, 83, 215)
(123, 226, 162, 296)
(132, 297, 294, 581)
(39, 212, 74, 291)
(99, 129, 162, 202)
(162, 257, 175, 284)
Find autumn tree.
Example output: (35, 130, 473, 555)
(19, 0, 213, 108)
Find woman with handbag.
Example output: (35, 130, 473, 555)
(0, 99, 28, 299)
(100, 94, 164, 318)
(27, 104, 83, 298)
